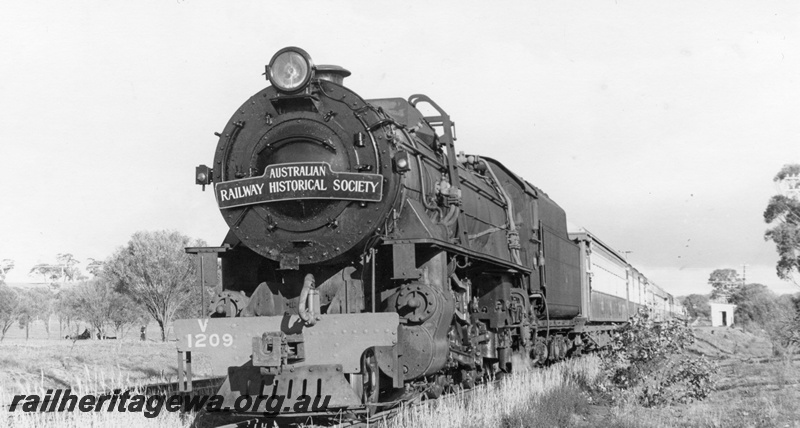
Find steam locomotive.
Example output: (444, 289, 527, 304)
(175, 47, 684, 418)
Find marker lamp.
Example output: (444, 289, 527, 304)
(268, 47, 314, 93)
(394, 150, 411, 173)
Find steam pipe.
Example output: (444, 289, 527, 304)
(400, 128, 439, 212)
(298, 273, 319, 326)
(478, 158, 523, 265)
(441, 204, 460, 227)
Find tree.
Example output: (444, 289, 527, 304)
(105, 230, 205, 342)
(0, 285, 20, 341)
(729, 283, 800, 356)
(708, 269, 740, 302)
(56, 253, 86, 283)
(85, 258, 104, 277)
(16, 287, 54, 340)
(773, 294, 800, 356)
(29, 263, 61, 284)
(679, 294, 711, 320)
(67, 280, 116, 339)
(0, 259, 14, 285)
(729, 283, 779, 326)
(55, 287, 82, 337)
(108, 294, 148, 339)
(57, 278, 147, 340)
(764, 164, 800, 287)
(28, 254, 86, 287)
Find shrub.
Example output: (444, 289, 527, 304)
(598, 309, 718, 407)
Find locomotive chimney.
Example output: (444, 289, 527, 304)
(315, 65, 351, 85)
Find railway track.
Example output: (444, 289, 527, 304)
(136, 376, 225, 397)
(206, 377, 507, 428)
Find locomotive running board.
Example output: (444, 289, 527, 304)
(174, 313, 399, 376)
(384, 238, 531, 274)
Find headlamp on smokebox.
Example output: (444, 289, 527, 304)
(266, 47, 314, 93)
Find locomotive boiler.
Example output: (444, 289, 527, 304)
(175, 47, 673, 418)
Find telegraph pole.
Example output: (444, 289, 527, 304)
(741, 264, 747, 286)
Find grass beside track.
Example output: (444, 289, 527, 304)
(380, 356, 601, 428)
(380, 356, 800, 428)
(0, 339, 216, 395)
(381, 327, 800, 428)
(2, 326, 799, 427)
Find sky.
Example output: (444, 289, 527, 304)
(1, 0, 798, 296)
